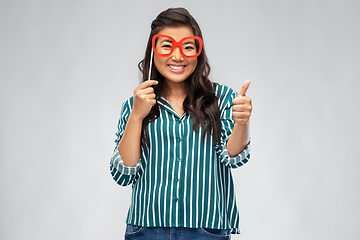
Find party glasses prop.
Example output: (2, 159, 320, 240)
(148, 34, 203, 80)
(152, 34, 203, 58)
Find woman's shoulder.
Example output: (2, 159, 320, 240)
(213, 83, 238, 107)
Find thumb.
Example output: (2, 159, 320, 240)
(238, 79, 251, 96)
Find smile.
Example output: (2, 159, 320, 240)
(168, 65, 185, 70)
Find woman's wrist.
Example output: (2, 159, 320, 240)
(128, 111, 145, 124)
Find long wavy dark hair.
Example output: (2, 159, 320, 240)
(138, 7, 221, 146)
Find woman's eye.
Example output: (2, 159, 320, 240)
(162, 44, 172, 48)
(185, 46, 194, 50)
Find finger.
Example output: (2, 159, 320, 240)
(139, 80, 158, 90)
(144, 93, 156, 100)
(233, 96, 251, 105)
(234, 117, 250, 124)
(232, 105, 248, 112)
(140, 87, 155, 95)
(148, 98, 157, 106)
(232, 111, 251, 118)
(238, 79, 251, 97)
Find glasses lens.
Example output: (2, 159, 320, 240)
(154, 36, 173, 56)
(181, 38, 200, 57)
(154, 36, 201, 57)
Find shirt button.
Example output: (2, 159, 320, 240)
(175, 197, 178, 202)
(177, 158, 181, 162)
(175, 178, 179, 182)
(178, 138, 182, 142)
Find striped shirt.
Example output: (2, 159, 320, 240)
(110, 84, 251, 234)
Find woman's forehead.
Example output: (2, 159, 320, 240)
(157, 26, 194, 41)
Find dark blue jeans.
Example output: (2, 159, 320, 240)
(124, 224, 231, 240)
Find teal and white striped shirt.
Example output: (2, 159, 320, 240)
(110, 84, 250, 234)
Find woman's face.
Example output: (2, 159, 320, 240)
(153, 26, 198, 86)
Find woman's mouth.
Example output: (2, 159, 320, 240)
(168, 65, 186, 73)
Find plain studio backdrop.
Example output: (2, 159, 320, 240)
(1, 0, 359, 239)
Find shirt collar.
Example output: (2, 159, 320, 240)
(157, 94, 185, 119)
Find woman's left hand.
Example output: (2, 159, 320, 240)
(232, 80, 252, 124)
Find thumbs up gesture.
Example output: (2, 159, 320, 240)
(232, 80, 252, 124)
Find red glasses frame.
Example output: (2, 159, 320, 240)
(152, 34, 203, 58)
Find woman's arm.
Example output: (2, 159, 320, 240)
(226, 80, 252, 157)
(226, 122, 250, 157)
(118, 80, 158, 167)
(118, 114, 144, 167)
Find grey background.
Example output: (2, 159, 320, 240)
(1, 0, 359, 239)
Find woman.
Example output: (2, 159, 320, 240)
(110, 7, 252, 239)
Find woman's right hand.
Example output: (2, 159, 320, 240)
(131, 80, 158, 121)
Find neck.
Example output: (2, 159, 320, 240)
(163, 80, 187, 99)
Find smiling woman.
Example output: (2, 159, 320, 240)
(153, 27, 199, 87)
(110, 7, 252, 239)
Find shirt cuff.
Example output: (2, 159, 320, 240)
(111, 149, 141, 176)
(219, 141, 251, 168)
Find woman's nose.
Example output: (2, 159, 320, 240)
(171, 47, 184, 61)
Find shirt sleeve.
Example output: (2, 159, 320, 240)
(110, 98, 144, 186)
(215, 85, 251, 168)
